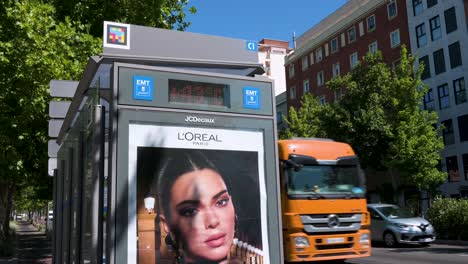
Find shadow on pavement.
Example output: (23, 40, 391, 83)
(15, 222, 52, 264)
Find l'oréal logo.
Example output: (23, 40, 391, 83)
(185, 116, 215, 124)
(178, 132, 222, 146)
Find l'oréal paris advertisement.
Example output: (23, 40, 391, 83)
(128, 124, 269, 264)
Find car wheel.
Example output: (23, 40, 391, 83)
(383, 231, 397, 247)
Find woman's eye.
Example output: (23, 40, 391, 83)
(216, 197, 230, 207)
(179, 207, 198, 217)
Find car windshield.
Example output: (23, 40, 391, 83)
(375, 206, 414, 219)
(287, 164, 364, 195)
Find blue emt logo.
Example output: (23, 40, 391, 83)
(243, 87, 260, 109)
(133, 76, 154, 101)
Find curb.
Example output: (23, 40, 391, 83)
(433, 239, 468, 246)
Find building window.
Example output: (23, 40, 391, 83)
(463, 154, 468, 180)
(332, 63, 340, 78)
(301, 56, 309, 71)
(448, 41, 462, 69)
(317, 71, 324, 86)
(348, 27, 356, 43)
(341, 33, 346, 47)
(427, 0, 437, 8)
(444, 7, 457, 34)
(459, 114, 468, 142)
(290, 86, 296, 100)
(309, 52, 314, 65)
(303, 79, 310, 93)
(387, 0, 397, 19)
(277, 111, 283, 124)
(325, 43, 329, 57)
(454, 78, 466, 105)
(390, 29, 400, 48)
(433, 49, 446, 75)
(419, 55, 431, 80)
(319, 95, 326, 105)
(415, 23, 427, 48)
(369, 41, 378, 53)
(316, 47, 323, 62)
(350, 52, 358, 69)
(446, 155, 460, 182)
(413, 0, 423, 16)
(442, 119, 455, 145)
(438, 83, 450, 109)
(359, 21, 365, 37)
(288, 64, 295, 78)
(429, 15, 441, 41)
(331, 38, 339, 53)
(367, 15, 376, 31)
(334, 88, 343, 101)
(423, 88, 435, 111)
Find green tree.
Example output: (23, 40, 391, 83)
(0, 0, 101, 240)
(283, 48, 446, 192)
(49, 0, 197, 37)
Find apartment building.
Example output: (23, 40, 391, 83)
(257, 38, 291, 131)
(285, 0, 410, 109)
(407, 0, 468, 198)
(285, 0, 468, 199)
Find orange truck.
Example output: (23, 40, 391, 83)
(278, 138, 371, 262)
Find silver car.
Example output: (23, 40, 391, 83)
(368, 203, 435, 247)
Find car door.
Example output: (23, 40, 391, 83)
(369, 207, 386, 241)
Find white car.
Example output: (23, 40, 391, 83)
(368, 203, 436, 247)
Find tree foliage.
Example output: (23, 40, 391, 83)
(49, 0, 197, 37)
(0, 0, 101, 239)
(0, 0, 196, 242)
(283, 48, 446, 191)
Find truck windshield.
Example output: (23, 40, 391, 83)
(287, 164, 364, 196)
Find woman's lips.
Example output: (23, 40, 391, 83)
(205, 233, 226, 248)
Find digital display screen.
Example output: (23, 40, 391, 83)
(168, 79, 229, 106)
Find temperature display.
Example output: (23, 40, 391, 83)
(168, 79, 229, 107)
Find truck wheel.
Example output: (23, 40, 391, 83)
(383, 231, 397, 247)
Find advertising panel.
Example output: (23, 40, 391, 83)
(128, 124, 269, 264)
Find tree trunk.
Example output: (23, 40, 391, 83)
(0, 183, 15, 239)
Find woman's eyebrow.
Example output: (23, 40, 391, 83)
(212, 190, 228, 201)
(175, 200, 199, 209)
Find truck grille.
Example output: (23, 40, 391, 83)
(300, 213, 362, 233)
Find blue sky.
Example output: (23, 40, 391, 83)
(186, 0, 348, 47)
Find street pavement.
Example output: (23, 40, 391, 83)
(347, 242, 468, 264)
(1, 223, 467, 264)
(0, 221, 52, 264)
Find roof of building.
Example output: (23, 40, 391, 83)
(287, 0, 385, 63)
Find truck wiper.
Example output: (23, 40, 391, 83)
(306, 192, 326, 200)
(343, 193, 364, 199)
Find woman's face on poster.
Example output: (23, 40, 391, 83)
(165, 168, 235, 262)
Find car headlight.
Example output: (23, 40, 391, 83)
(359, 233, 370, 244)
(294, 236, 310, 247)
(393, 223, 410, 229)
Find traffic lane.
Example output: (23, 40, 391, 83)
(346, 243, 468, 264)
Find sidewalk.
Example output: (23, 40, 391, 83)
(0, 221, 52, 264)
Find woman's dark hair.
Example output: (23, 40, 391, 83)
(157, 150, 220, 221)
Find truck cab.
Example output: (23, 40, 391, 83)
(278, 138, 371, 262)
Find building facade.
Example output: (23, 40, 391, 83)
(285, 0, 468, 199)
(286, 0, 410, 109)
(407, 0, 468, 198)
(257, 38, 291, 131)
